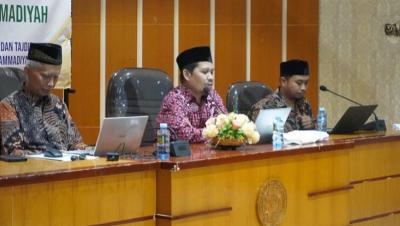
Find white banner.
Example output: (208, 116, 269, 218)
(0, 0, 71, 88)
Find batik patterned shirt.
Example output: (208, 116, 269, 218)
(249, 88, 314, 132)
(0, 88, 85, 155)
(157, 85, 227, 143)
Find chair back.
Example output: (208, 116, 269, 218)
(226, 81, 272, 116)
(106, 68, 173, 145)
(0, 67, 26, 153)
(0, 67, 26, 100)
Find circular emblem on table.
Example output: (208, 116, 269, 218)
(256, 179, 287, 226)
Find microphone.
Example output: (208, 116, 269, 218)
(152, 126, 191, 157)
(203, 86, 225, 115)
(319, 85, 365, 109)
(319, 85, 386, 131)
(203, 86, 211, 97)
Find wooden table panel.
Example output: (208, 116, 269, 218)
(350, 140, 400, 182)
(1, 133, 400, 226)
(350, 179, 400, 221)
(0, 171, 156, 226)
(157, 149, 350, 226)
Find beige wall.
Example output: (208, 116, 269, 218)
(319, 0, 400, 128)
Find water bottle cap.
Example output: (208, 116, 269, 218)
(319, 107, 326, 111)
(160, 123, 168, 129)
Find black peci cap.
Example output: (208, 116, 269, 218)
(27, 43, 62, 65)
(280, 59, 309, 77)
(176, 46, 212, 70)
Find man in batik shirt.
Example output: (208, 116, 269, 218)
(157, 46, 227, 143)
(0, 43, 86, 156)
(249, 59, 315, 132)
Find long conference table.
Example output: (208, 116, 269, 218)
(1, 131, 400, 226)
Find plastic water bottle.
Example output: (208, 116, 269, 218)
(156, 123, 170, 160)
(317, 107, 327, 131)
(272, 116, 284, 149)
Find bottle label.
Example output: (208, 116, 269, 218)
(157, 135, 165, 145)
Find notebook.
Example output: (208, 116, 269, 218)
(91, 116, 148, 156)
(328, 105, 377, 134)
(255, 107, 291, 144)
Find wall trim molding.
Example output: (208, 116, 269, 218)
(210, 0, 216, 86)
(282, 0, 287, 61)
(246, 0, 251, 81)
(137, 0, 143, 67)
(99, 0, 106, 124)
(173, 0, 179, 86)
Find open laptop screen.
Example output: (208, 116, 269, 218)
(93, 116, 149, 156)
(329, 105, 377, 134)
(255, 107, 291, 144)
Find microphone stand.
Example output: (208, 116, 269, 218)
(323, 89, 364, 106)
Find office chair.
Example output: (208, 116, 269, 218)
(0, 67, 26, 154)
(106, 68, 173, 146)
(0, 67, 26, 100)
(226, 81, 272, 116)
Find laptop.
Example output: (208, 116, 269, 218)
(255, 107, 291, 144)
(328, 105, 377, 134)
(91, 116, 148, 156)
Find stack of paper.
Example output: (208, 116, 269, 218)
(283, 130, 329, 145)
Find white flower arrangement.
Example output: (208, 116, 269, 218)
(202, 112, 260, 145)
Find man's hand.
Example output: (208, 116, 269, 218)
(298, 115, 315, 129)
(74, 143, 87, 150)
(10, 149, 25, 156)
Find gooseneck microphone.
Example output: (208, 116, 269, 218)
(202, 86, 211, 97)
(319, 85, 386, 131)
(319, 85, 365, 107)
(203, 86, 225, 114)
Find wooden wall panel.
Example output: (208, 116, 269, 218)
(68, 0, 319, 142)
(251, 0, 282, 89)
(287, 26, 318, 114)
(71, 0, 101, 144)
(252, 0, 282, 25)
(179, 0, 210, 51)
(251, 25, 282, 89)
(216, 0, 246, 24)
(288, 0, 319, 24)
(143, 0, 174, 78)
(215, 0, 246, 103)
(287, 0, 319, 114)
(106, 0, 137, 83)
(52, 89, 64, 100)
(179, 26, 210, 53)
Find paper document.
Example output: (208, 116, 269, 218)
(283, 130, 329, 145)
(67, 148, 95, 156)
(27, 152, 98, 162)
